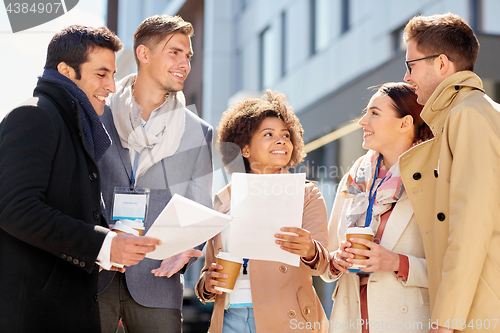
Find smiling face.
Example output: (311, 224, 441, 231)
(144, 32, 192, 93)
(242, 117, 293, 174)
(358, 92, 410, 154)
(67, 46, 117, 115)
(404, 40, 442, 105)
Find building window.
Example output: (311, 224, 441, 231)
(233, 48, 243, 95)
(310, 0, 330, 56)
(259, 26, 274, 90)
(309, 0, 316, 56)
(470, 0, 483, 32)
(391, 24, 406, 55)
(281, 10, 287, 77)
(341, 0, 350, 34)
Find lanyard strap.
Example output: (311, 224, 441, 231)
(130, 152, 140, 190)
(365, 154, 386, 228)
(243, 258, 249, 275)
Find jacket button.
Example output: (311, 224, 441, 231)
(413, 172, 422, 180)
(61, 254, 67, 259)
(303, 306, 311, 315)
(287, 310, 296, 318)
(80, 262, 86, 268)
(279, 265, 288, 273)
(400, 305, 408, 313)
(71, 101, 77, 109)
(89, 172, 98, 181)
(437, 213, 445, 221)
(67, 256, 73, 262)
(434, 169, 438, 178)
(94, 294, 99, 302)
(93, 211, 100, 220)
(73, 258, 79, 265)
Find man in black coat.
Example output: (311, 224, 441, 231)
(0, 25, 161, 333)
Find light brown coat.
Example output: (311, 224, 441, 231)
(196, 182, 329, 333)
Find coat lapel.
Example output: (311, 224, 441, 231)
(379, 195, 413, 251)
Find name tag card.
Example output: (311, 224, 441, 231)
(112, 187, 150, 221)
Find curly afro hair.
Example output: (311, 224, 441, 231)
(217, 90, 306, 173)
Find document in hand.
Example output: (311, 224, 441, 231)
(229, 173, 306, 266)
(145, 194, 232, 260)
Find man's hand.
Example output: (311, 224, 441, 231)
(151, 249, 203, 277)
(110, 233, 161, 266)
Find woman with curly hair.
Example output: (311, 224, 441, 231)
(322, 82, 433, 333)
(195, 90, 329, 333)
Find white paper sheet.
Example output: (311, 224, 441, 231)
(229, 173, 306, 267)
(145, 194, 232, 260)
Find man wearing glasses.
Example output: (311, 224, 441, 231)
(399, 13, 500, 333)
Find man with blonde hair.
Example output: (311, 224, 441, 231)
(400, 13, 500, 333)
(97, 15, 212, 333)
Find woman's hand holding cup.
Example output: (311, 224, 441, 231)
(345, 238, 400, 272)
(204, 262, 227, 295)
(331, 240, 354, 274)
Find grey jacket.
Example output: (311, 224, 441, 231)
(97, 105, 213, 309)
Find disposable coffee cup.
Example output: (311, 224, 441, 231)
(214, 252, 243, 293)
(112, 219, 145, 236)
(111, 220, 145, 269)
(345, 227, 374, 269)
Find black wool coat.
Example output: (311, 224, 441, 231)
(0, 78, 109, 333)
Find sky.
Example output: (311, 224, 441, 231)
(0, 0, 108, 119)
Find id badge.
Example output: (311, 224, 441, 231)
(112, 187, 150, 222)
(229, 274, 253, 308)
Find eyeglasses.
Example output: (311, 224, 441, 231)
(405, 54, 454, 74)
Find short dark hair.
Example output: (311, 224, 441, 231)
(404, 13, 479, 72)
(376, 82, 433, 143)
(217, 90, 306, 173)
(44, 25, 122, 80)
(133, 15, 194, 67)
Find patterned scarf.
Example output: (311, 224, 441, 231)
(342, 150, 405, 231)
(40, 68, 111, 162)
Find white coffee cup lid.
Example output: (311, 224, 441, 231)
(216, 251, 244, 264)
(116, 219, 144, 229)
(345, 226, 374, 235)
(112, 221, 140, 236)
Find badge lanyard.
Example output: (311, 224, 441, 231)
(364, 154, 386, 228)
(130, 152, 140, 190)
(242, 258, 249, 275)
(112, 152, 150, 223)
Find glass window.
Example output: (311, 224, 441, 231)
(281, 10, 287, 77)
(341, 0, 350, 34)
(259, 26, 275, 90)
(310, 0, 330, 56)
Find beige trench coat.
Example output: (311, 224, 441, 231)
(399, 71, 500, 331)
(196, 182, 329, 333)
